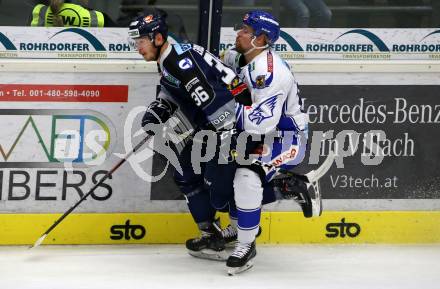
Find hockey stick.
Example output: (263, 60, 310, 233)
(254, 150, 336, 184)
(29, 134, 153, 249)
(282, 150, 335, 184)
(261, 150, 336, 217)
(300, 150, 335, 216)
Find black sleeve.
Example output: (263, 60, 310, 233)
(103, 12, 118, 27)
(228, 76, 252, 106)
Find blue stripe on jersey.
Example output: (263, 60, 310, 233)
(282, 59, 291, 70)
(265, 71, 274, 87)
(291, 116, 300, 131)
(281, 98, 300, 131)
(278, 115, 300, 131)
(237, 206, 261, 230)
(235, 104, 244, 130)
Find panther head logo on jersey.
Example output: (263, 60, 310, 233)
(248, 94, 279, 125)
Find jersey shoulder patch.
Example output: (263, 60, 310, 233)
(162, 67, 181, 87)
(178, 57, 194, 70)
(249, 51, 274, 89)
(173, 43, 192, 55)
(168, 45, 195, 71)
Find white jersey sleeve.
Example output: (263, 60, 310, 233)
(221, 47, 241, 71)
(235, 49, 308, 135)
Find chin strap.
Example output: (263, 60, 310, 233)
(150, 36, 164, 61)
(244, 36, 269, 55)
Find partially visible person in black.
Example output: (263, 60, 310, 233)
(30, 0, 117, 27)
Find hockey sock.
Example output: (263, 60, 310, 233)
(229, 203, 238, 228)
(237, 206, 261, 243)
(234, 168, 263, 244)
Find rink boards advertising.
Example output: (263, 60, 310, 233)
(0, 27, 439, 245)
(220, 27, 440, 60)
(2, 27, 440, 60)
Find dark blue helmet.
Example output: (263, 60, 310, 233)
(243, 10, 280, 44)
(128, 13, 168, 40)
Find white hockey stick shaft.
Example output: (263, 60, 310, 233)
(305, 150, 336, 183)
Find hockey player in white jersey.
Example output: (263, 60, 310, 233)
(220, 10, 315, 275)
(128, 11, 331, 276)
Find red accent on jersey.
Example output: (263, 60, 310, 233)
(230, 83, 247, 97)
(267, 51, 273, 73)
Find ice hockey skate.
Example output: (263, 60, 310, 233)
(221, 225, 262, 248)
(221, 224, 238, 248)
(186, 221, 228, 261)
(273, 151, 336, 217)
(226, 241, 257, 276)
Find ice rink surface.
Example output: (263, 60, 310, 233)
(1, 244, 439, 289)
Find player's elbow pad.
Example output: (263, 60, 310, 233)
(141, 98, 177, 128)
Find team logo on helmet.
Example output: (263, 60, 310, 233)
(144, 15, 154, 23)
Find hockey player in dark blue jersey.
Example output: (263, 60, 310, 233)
(128, 13, 254, 261)
(128, 14, 249, 132)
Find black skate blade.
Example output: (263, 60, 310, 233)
(227, 261, 254, 276)
(188, 249, 228, 261)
